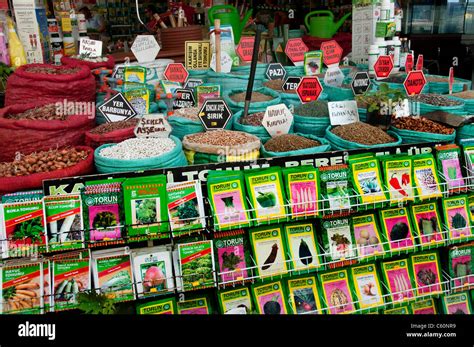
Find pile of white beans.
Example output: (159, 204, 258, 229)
(99, 138, 176, 160)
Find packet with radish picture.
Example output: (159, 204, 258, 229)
(321, 217, 356, 266)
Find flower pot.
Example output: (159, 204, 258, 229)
(366, 109, 392, 130)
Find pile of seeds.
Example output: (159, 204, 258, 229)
(410, 94, 463, 106)
(426, 76, 450, 83)
(25, 66, 80, 75)
(264, 134, 321, 152)
(452, 90, 474, 99)
(239, 112, 265, 126)
(89, 119, 139, 134)
(391, 116, 454, 134)
(71, 55, 109, 63)
(263, 79, 296, 94)
(230, 91, 274, 103)
(173, 107, 200, 120)
(379, 74, 406, 83)
(99, 138, 176, 160)
(331, 122, 396, 145)
(185, 130, 257, 146)
(294, 100, 329, 117)
(5, 104, 63, 120)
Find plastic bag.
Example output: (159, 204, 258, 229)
(6, 16, 26, 68)
(61, 55, 115, 70)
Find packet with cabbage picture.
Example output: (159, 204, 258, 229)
(350, 263, 384, 311)
(410, 251, 443, 296)
(381, 155, 414, 204)
(283, 166, 320, 219)
(178, 240, 216, 291)
(409, 202, 444, 249)
(214, 229, 252, 283)
(319, 165, 352, 215)
(283, 222, 321, 273)
(352, 213, 385, 261)
(413, 154, 442, 202)
(436, 144, 466, 194)
(378, 206, 416, 254)
(380, 258, 415, 303)
(321, 217, 356, 265)
(349, 156, 388, 209)
(441, 195, 472, 242)
(441, 292, 472, 314)
(411, 298, 437, 314)
(383, 304, 411, 314)
(251, 280, 290, 314)
(177, 295, 213, 314)
(217, 286, 253, 314)
(447, 242, 474, 290)
(318, 268, 356, 314)
(286, 275, 323, 314)
(136, 296, 177, 314)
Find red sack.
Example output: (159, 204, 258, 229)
(61, 55, 115, 70)
(5, 64, 96, 106)
(0, 146, 94, 195)
(0, 102, 95, 162)
(85, 126, 136, 149)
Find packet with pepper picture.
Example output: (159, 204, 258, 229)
(214, 229, 252, 283)
(379, 206, 416, 254)
(136, 296, 177, 314)
(441, 194, 473, 243)
(380, 258, 415, 303)
(381, 155, 414, 204)
(283, 165, 320, 219)
(410, 251, 443, 296)
(217, 286, 253, 314)
(286, 274, 323, 314)
(318, 268, 357, 314)
(251, 279, 290, 314)
(413, 154, 442, 202)
(409, 201, 444, 249)
(319, 164, 353, 215)
(284, 222, 322, 274)
(349, 156, 388, 209)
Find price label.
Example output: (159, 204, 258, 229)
(296, 76, 324, 103)
(266, 63, 287, 80)
(285, 38, 309, 64)
(328, 101, 359, 125)
(324, 65, 344, 87)
(282, 76, 301, 92)
(321, 40, 343, 66)
(374, 55, 394, 79)
(173, 89, 196, 109)
(198, 99, 232, 130)
(98, 93, 137, 122)
(131, 35, 161, 63)
(236, 36, 255, 63)
(351, 72, 371, 95)
(210, 51, 233, 73)
(403, 70, 426, 96)
(164, 63, 189, 84)
(134, 114, 171, 138)
(79, 38, 102, 57)
(263, 104, 294, 137)
(185, 41, 211, 70)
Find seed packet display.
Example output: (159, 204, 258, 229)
(463, 143, 474, 187)
(124, 66, 147, 83)
(43, 260, 51, 313)
(383, 304, 411, 314)
(319, 165, 352, 214)
(411, 298, 437, 314)
(413, 154, 442, 202)
(123, 176, 169, 241)
(349, 156, 388, 208)
(284, 222, 321, 273)
(287, 275, 323, 314)
(321, 218, 356, 263)
(207, 171, 251, 230)
(447, 242, 474, 289)
(436, 144, 466, 193)
(382, 155, 414, 204)
(441, 292, 472, 314)
(178, 240, 216, 291)
(137, 296, 177, 314)
(318, 269, 356, 314)
(352, 213, 385, 260)
(81, 181, 124, 243)
(166, 180, 206, 235)
(442, 195, 472, 241)
(214, 230, 252, 283)
(245, 167, 287, 224)
(124, 87, 150, 115)
(350, 263, 384, 310)
(410, 251, 442, 296)
(249, 225, 289, 278)
(283, 166, 320, 219)
(1, 190, 43, 203)
(380, 258, 415, 303)
(131, 246, 174, 298)
(251, 280, 289, 314)
(217, 286, 253, 314)
(409, 202, 444, 248)
(92, 248, 135, 303)
(44, 195, 83, 252)
(469, 194, 474, 223)
(379, 207, 415, 253)
(177, 296, 212, 314)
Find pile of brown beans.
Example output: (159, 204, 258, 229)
(391, 116, 454, 134)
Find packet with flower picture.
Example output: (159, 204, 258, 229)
(378, 206, 416, 254)
(411, 298, 437, 314)
(318, 268, 357, 314)
(441, 194, 473, 243)
(352, 213, 385, 261)
(413, 154, 442, 202)
(251, 279, 290, 314)
(286, 274, 323, 314)
(410, 251, 443, 296)
(350, 263, 384, 312)
(380, 258, 415, 303)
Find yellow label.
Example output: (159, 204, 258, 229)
(61, 17, 72, 32)
(185, 41, 211, 70)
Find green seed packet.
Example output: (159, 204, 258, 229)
(136, 296, 177, 314)
(282, 165, 320, 219)
(378, 206, 416, 254)
(286, 274, 323, 314)
(442, 194, 473, 243)
(178, 240, 216, 291)
(214, 229, 252, 283)
(462, 143, 474, 188)
(124, 87, 150, 115)
(321, 217, 356, 264)
(251, 280, 290, 314)
(124, 66, 147, 83)
(409, 201, 444, 249)
(383, 304, 412, 314)
(197, 84, 220, 106)
(381, 155, 414, 204)
(413, 154, 442, 202)
(318, 268, 357, 314)
(436, 144, 466, 194)
(349, 156, 388, 209)
(447, 241, 474, 290)
(469, 194, 474, 224)
(1, 190, 43, 203)
(411, 298, 437, 314)
(380, 258, 415, 304)
(283, 222, 322, 273)
(410, 251, 443, 297)
(161, 80, 181, 94)
(350, 263, 384, 311)
(217, 285, 253, 314)
(352, 213, 385, 261)
(319, 165, 352, 215)
(304, 50, 323, 75)
(177, 295, 213, 314)
(441, 291, 472, 314)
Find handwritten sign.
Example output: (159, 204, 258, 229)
(324, 65, 344, 87)
(210, 51, 232, 73)
(134, 114, 171, 138)
(328, 101, 359, 125)
(131, 35, 161, 63)
(263, 104, 294, 137)
(79, 38, 102, 57)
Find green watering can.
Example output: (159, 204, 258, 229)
(208, 5, 252, 44)
(305, 10, 351, 38)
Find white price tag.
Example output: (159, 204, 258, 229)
(324, 65, 344, 87)
(134, 114, 171, 138)
(210, 51, 232, 73)
(263, 104, 294, 137)
(131, 35, 161, 63)
(79, 38, 103, 57)
(328, 101, 360, 125)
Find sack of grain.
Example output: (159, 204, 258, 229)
(261, 133, 331, 158)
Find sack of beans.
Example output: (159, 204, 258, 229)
(207, 70, 264, 91)
(232, 110, 294, 142)
(426, 75, 472, 94)
(0, 102, 95, 162)
(94, 136, 187, 173)
(6, 64, 96, 106)
(225, 87, 281, 113)
(85, 119, 139, 149)
(182, 130, 261, 164)
(450, 91, 474, 114)
(231, 63, 268, 79)
(325, 122, 402, 150)
(293, 100, 331, 137)
(60, 55, 115, 70)
(323, 82, 356, 101)
(390, 116, 457, 144)
(410, 94, 466, 115)
(261, 133, 331, 158)
(372, 74, 429, 94)
(0, 146, 94, 195)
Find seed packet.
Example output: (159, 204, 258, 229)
(123, 176, 169, 241)
(469, 194, 474, 223)
(410, 251, 442, 296)
(352, 213, 385, 260)
(283, 222, 321, 273)
(251, 280, 290, 314)
(161, 80, 181, 94)
(166, 180, 206, 236)
(413, 154, 442, 202)
(286, 275, 323, 314)
(43, 260, 51, 313)
(245, 167, 287, 224)
(319, 165, 352, 215)
(249, 225, 289, 278)
(131, 246, 174, 298)
(1, 190, 43, 203)
(383, 304, 411, 314)
(196, 84, 220, 106)
(81, 181, 124, 244)
(411, 298, 437, 314)
(124, 66, 147, 83)
(441, 292, 472, 314)
(124, 87, 150, 115)
(177, 295, 212, 314)
(381, 155, 414, 204)
(379, 207, 416, 253)
(217, 286, 253, 314)
(441, 195, 472, 241)
(91, 247, 135, 303)
(214, 229, 252, 283)
(1, 261, 43, 314)
(350, 263, 384, 311)
(43, 195, 84, 252)
(380, 258, 415, 303)
(409, 202, 444, 249)
(178, 240, 216, 291)
(436, 144, 466, 193)
(349, 156, 388, 209)
(52, 255, 91, 311)
(136, 296, 177, 314)
(318, 268, 356, 314)
(321, 217, 356, 264)
(304, 50, 323, 75)
(207, 171, 251, 231)
(462, 143, 474, 186)
(283, 166, 320, 219)
(447, 242, 474, 290)
(0, 199, 47, 258)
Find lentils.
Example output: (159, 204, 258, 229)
(410, 94, 463, 106)
(239, 112, 265, 126)
(6, 104, 63, 120)
(173, 107, 200, 120)
(294, 100, 329, 117)
(331, 122, 396, 145)
(452, 90, 474, 99)
(99, 138, 176, 160)
(264, 134, 321, 152)
(90, 119, 139, 134)
(25, 66, 80, 75)
(263, 79, 296, 94)
(391, 116, 454, 134)
(230, 91, 274, 103)
(184, 130, 257, 146)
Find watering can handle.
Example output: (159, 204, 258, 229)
(208, 4, 238, 23)
(305, 10, 335, 30)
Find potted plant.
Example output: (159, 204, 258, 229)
(0, 63, 13, 108)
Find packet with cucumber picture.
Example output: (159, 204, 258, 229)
(352, 213, 385, 260)
(217, 285, 253, 314)
(214, 229, 252, 283)
(283, 222, 321, 273)
(318, 268, 356, 314)
(177, 295, 213, 314)
(283, 165, 320, 219)
(441, 194, 472, 242)
(251, 280, 290, 314)
(436, 144, 466, 193)
(409, 201, 444, 249)
(411, 298, 437, 314)
(441, 292, 472, 314)
(413, 154, 442, 202)
(381, 155, 414, 204)
(136, 296, 177, 314)
(321, 217, 356, 265)
(319, 165, 352, 215)
(380, 258, 415, 303)
(350, 263, 384, 311)
(286, 275, 323, 314)
(378, 206, 416, 253)
(410, 251, 443, 296)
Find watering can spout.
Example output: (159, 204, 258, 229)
(241, 10, 252, 31)
(333, 12, 352, 35)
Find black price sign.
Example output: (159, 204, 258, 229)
(282, 76, 301, 92)
(351, 72, 371, 95)
(98, 93, 137, 122)
(198, 99, 232, 130)
(173, 89, 196, 109)
(266, 63, 287, 80)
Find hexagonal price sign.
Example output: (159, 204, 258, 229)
(374, 55, 393, 79)
(198, 99, 232, 130)
(321, 40, 343, 66)
(285, 38, 308, 64)
(282, 76, 301, 92)
(173, 89, 196, 109)
(266, 63, 287, 80)
(403, 70, 426, 96)
(236, 36, 255, 63)
(263, 104, 294, 137)
(164, 63, 189, 84)
(351, 72, 371, 95)
(296, 76, 323, 103)
(131, 35, 161, 63)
